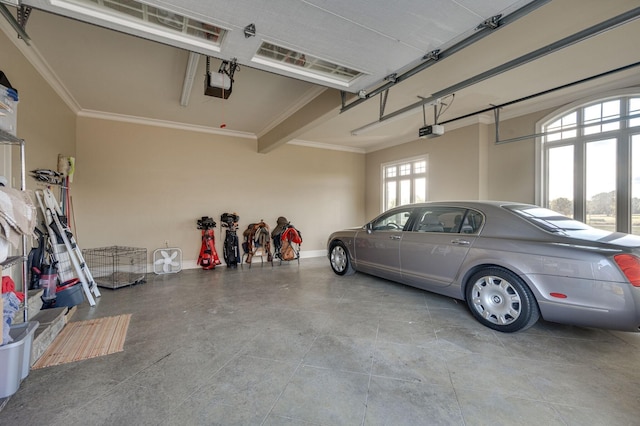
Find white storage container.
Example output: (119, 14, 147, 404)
(0, 83, 18, 136)
(0, 321, 38, 398)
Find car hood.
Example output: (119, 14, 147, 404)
(337, 227, 364, 233)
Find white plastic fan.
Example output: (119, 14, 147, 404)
(153, 248, 182, 274)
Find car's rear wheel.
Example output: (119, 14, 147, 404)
(329, 242, 355, 276)
(465, 267, 539, 333)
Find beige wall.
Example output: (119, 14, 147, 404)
(363, 109, 570, 220)
(3, 23, 367, 269)
(73, 117, 365, 266)
(0, 31, 76, 189)
(486, 110, 553, 202)
(364, 123, 490, 220)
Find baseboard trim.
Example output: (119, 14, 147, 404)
(148, 249, 326, 272)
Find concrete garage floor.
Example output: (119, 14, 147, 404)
(2, 256, 640, 425)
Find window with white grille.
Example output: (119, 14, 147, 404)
(382, 157, 427, 211)
(539, 92, 640, 233)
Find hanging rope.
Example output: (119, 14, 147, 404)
(220, 82, 226, 128)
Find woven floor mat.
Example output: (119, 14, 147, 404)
(32, 314, 131, 369)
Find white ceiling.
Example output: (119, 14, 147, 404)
(18, 0, 539, 92)
(2, 0, 640, 152)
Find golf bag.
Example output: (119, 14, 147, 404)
(197, 216, 221, 270)
(220, 212, 240, 267)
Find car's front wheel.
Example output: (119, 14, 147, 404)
(329, 242, 355, 276)
(465, 267, 539, 333)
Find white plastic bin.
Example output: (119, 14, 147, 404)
(0, 321, 38, 398)
(0, 83, 18, 136)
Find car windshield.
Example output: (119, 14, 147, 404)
(505, 205, 592, 233)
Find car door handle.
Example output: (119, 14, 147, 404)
(389, 235, 402, 240)
(451, 239, 470, 245)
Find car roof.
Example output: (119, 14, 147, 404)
(403, 200, 531, 209)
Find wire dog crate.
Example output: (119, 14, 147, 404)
(82, 246, 147, 289)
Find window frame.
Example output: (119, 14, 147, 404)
(536, 89, 640, 233)
(380, 155, 428, 212)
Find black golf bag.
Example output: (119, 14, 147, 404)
(221, 212, 240, 267)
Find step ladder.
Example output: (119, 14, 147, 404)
(35, 188, 101, 306)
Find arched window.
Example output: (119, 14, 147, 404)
(536, 90, 640, 233)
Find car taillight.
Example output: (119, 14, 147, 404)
(614, 254, 640, 287)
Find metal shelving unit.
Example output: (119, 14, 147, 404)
(0, 128, 28, 322)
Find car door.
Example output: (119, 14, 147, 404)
(354, 207, 417, 281)
(400, 207, 481, 288)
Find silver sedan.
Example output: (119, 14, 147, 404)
(327, 201, 640, 333)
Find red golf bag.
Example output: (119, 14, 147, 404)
(197, 217, 221, 270)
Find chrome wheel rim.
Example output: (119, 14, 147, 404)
(470, 275, 521, 325)
(330, 245, 347, 272)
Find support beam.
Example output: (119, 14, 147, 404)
(257, 88, 341, 154)
(180, 52, 199, 107)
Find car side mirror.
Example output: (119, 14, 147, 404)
(365, 223, 373, 233)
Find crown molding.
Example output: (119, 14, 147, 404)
(288, 138, 365, 153)
(77, 109, 257, 139)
